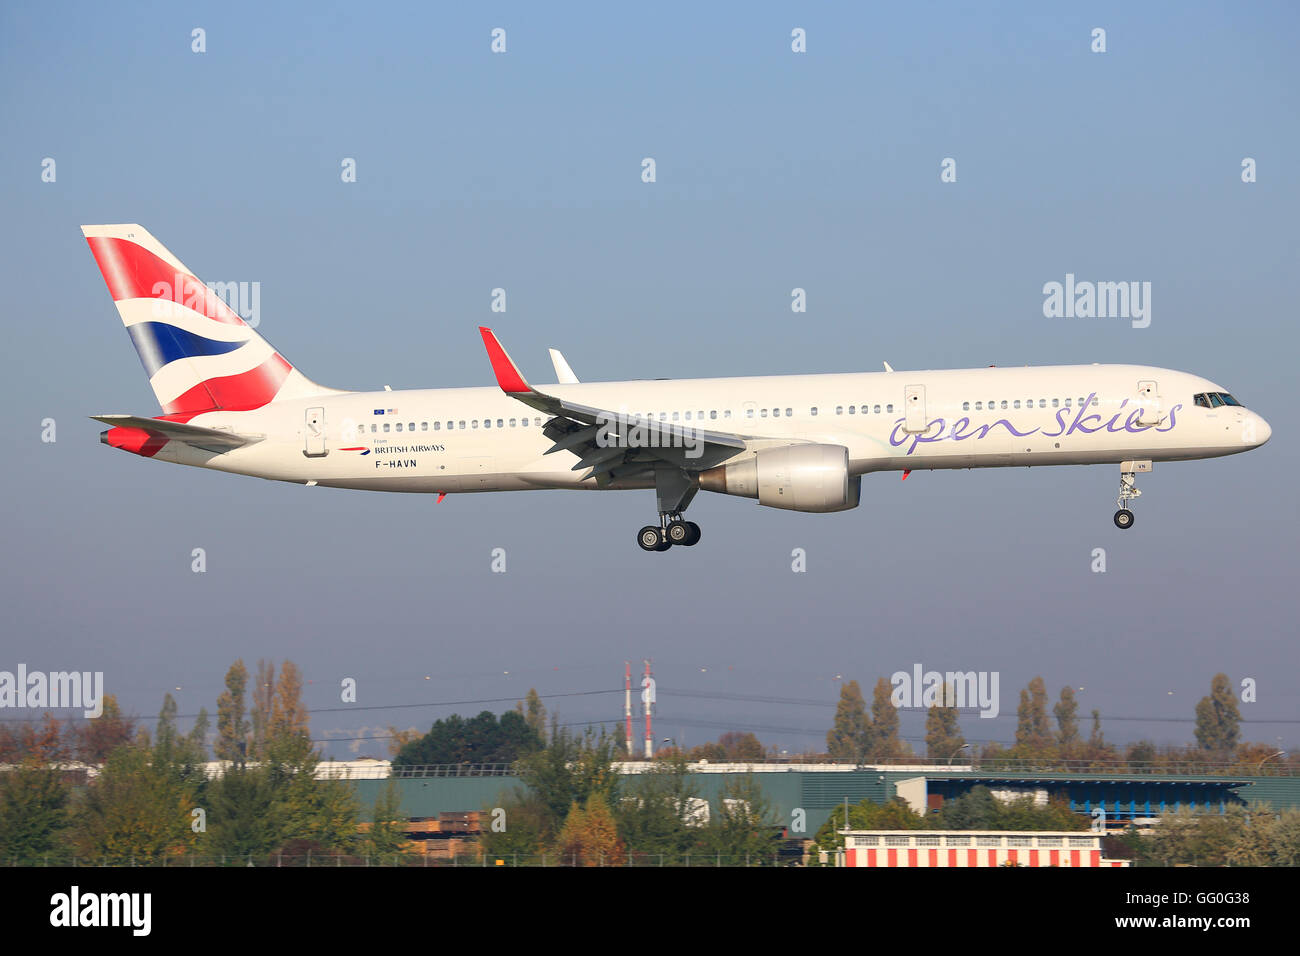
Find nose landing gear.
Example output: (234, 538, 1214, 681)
(1112, 460, 1151, 531)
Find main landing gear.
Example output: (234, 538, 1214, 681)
(1113, 460, 1150, 531)
(638, 466, 701, 552)
(637, 516, 702, 552)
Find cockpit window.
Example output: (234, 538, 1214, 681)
(1194, 391, 1244, 409)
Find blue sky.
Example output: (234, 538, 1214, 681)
(2, 2, 1297, 758)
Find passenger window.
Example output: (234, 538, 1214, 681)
(886, 404, 894, 413)
(1000, 401, 1007, 410)
(408, 422, 414, 431)
(509, 418, 516, 427)
(962, 402, 970, 411)
(396, 423, 403, 432)
(847, 406, 854, 415)
(459, 421, 466, 429)
(370, 424, 377, 433)
(684, 411, 692, 421)
(761, 408, 768, 417)
(745, 409, 754, 418)
(1064, 398, 1071, 408)
(836, 406, 843, 415)
(1013, 401, 1020, 409)
(975, 402, 982, 411)
(811, 407, 818, 416)
(710, 410, 717, 420)
(421, 422, 428, 431)
(773, 408, 781, 417)
(1092, 398, 1099, 407)
(383, 423, 390, 432)
(873, 405, 881, 414)
(724, 410, 731, 419)
(1052, 398, 1059, 408)
(483, 419, 490, 429)
(473, 420, 479, 429)
(433, 422, 440, 430)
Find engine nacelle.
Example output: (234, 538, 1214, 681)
(699, 444, 860, 513)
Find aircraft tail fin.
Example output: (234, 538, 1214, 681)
(82, 224, 342, 419)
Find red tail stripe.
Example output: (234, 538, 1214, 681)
(85, 236, 246, 327)
(161, 353, 292, 415)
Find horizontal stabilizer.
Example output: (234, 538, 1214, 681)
(91, 414, 262, 453)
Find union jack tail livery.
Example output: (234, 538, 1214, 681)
(82, 224, 335, 420)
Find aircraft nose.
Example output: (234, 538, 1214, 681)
(1251, 413, 1271, 447)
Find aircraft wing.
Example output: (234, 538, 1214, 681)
(479, 327, 748, 481)
(91, 414, 263, 453)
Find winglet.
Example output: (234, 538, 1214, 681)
(549, 348, 580, 384)
(479, 327, 532, 393)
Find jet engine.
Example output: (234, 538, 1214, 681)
(698, 444, 860, 512)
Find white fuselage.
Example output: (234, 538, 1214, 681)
(146, 363, 1270, 496)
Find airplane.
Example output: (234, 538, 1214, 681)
(83, 224, 1272, 552)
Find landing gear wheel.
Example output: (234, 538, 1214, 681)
(1113, 509, 1134, 530)
(638, 526, 667, 551)
(666, 520, 692, 545)
(682, 521, 701, 546)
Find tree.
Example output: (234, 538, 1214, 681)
(515, 721, 621, 842)
(614, 753, 703, 861)
(516, 688, 547, 742)
(868, 677, 906, 761)
(810, 798, 928, 854)
(215, 660, 250, 763)
(1014, 677, 1052, 753)
(689, 731, 767, 762)
(249, 659, 275, 761)
(1054, 686, 1080, 749)
(554, 792, 624, 866)
(393, 710, 542, 766)
(701, 773, 781, 864)
(268, 660, 311, 764)
(75, 695, 135, 763)
(925, 683, 964, 760)
(0, 761, 71, 862)
(1194, 673, 1242, 754)
(826, 680, 869, 762)
(69, 743, 198, 864)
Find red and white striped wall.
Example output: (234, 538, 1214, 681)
(842, 831, 1130, 867)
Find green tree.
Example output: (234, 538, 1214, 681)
(69, 743, 198, 864)
(810, 798, 928, 854)
(1194, 673, 1242, 754)
(826, 680, 870, 762)
(1054, 686, 1080, 749)
(868, 677, 906, 761)
(925, 683, 965, 760)
(393, 710, 542, 766)
(700, 773, 781, 865)
(515, 721, 621, 842)
(364, 779, 407, 860)
(614, 753, 703, 861)
(1014, 677, 1052, 753)
(0, 761, 71, 863)
(689, 731, 767, 762)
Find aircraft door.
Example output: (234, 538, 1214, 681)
(304, 407, 327, 457)
(903, 385, 927, 433)
(1136, 380, 1162, 425)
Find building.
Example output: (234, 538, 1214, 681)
(843, 830, 1130, 867)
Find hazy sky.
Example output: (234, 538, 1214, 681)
(2, 2, 1296, 759)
